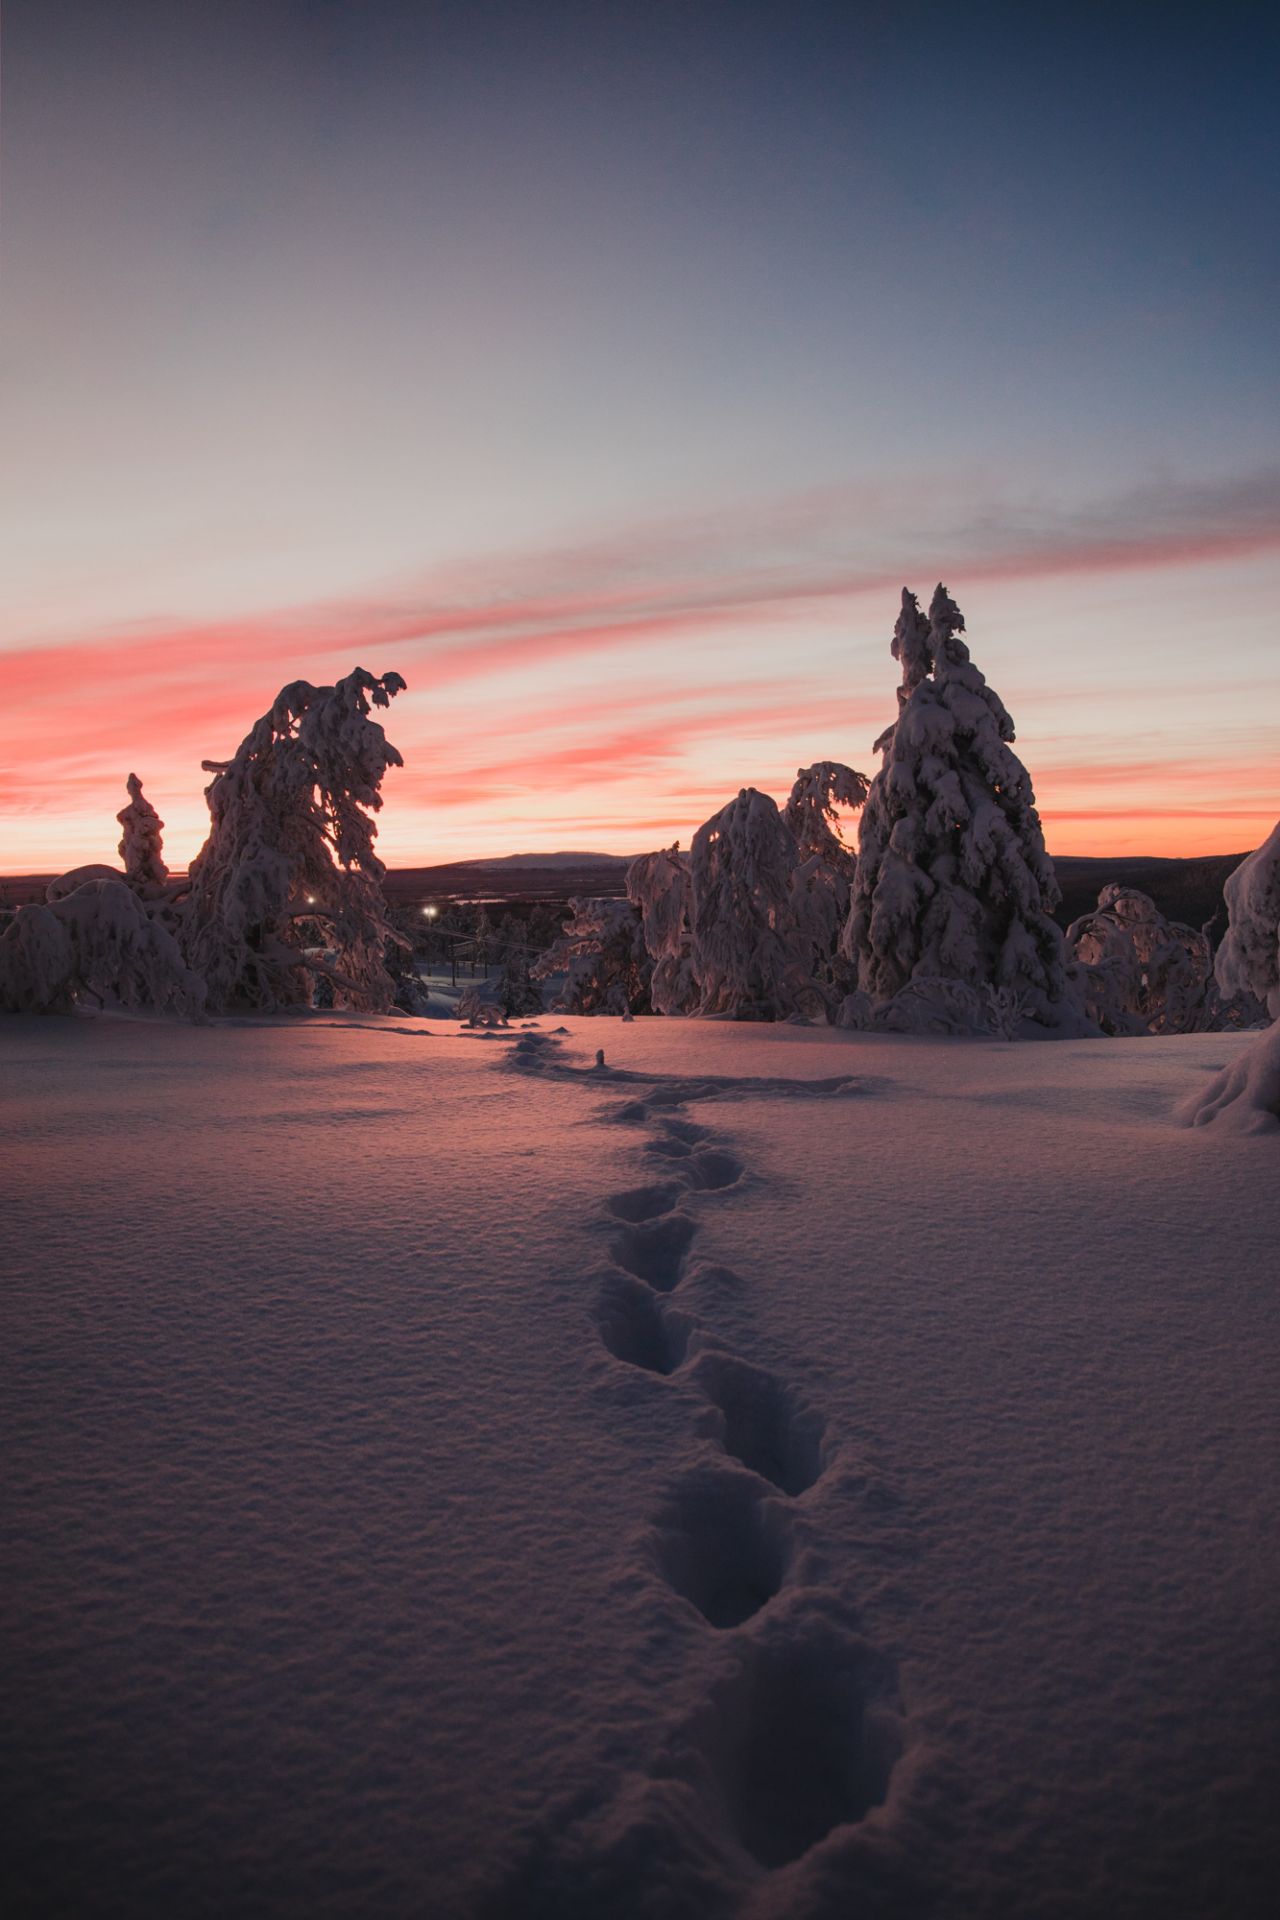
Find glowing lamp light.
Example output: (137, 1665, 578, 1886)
(422, 905, 438, 918)
(306, 895, 317, 904)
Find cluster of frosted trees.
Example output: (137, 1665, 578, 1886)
(535, 761, 869, 1021)
(4, 585, 1278, 1124)
(0, 668, 407, 1017)
(536, 585, 1279, 1074)
(542, 583, 1090, 1032)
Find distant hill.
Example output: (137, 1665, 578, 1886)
(1051, 853, 1249, 936)
(470, 851, 634, 871)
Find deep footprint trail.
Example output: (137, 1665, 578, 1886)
(495, 1027, 908, 1913)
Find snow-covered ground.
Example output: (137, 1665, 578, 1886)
(2, 1015, 1277, 1919)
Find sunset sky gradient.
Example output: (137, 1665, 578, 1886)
(2, 1, 1277, 872)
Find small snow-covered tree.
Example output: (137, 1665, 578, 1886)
(531, 897, 651, 1014)
(1065, 885, 1212, 1035)
(1215, 821, 1280, 1019)
(116, 773, 169, 896)
(784, 761, 868, 881)
(181, 667, 406, 1012)
(688, 788, 829, 1019)
(0, 880, 205, 1017)
(843, 585, 1076, 1033)
(784, 761, 869, 998)
(626, 845, 697, 1014)
(499, 936, 544, 1017)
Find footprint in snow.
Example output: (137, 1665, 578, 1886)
(644, 1133, 693, 1161)
(692, 1351, 826, 1497)
(650, 1464, 791, 1629)
(709, 1619, 903, 1870)
(608, 1213, 698, 1292)
(605, 1181, 686, 1223)
(680, 1147, 743, 1192)
(593, 1272, 691, 1377)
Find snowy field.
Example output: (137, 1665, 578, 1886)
(2, 1014, 1277, 1919)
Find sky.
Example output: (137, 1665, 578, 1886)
(1, 0, 1277, 873)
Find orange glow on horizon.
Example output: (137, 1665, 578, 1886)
(3, 501, 1277, 879)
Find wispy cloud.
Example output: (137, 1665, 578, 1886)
(3, 465, 1278, 867)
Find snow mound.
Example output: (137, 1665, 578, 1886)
(1176, 1020, 1280, 1134)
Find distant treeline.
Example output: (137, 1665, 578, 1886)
(1, 850, 1250, 939)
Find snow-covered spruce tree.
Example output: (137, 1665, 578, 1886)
(688, 787, 831, 1019)
(116, 773, 170, 897)
(531, 897, 652, 1014)
(181, 667, 407, 1012)
(1066, 885, 1212, 1035)
(625, 845, 698, 1015)
(0, 880, 205, 1017)
(842, 585, 1077, 1034)
(1215, 820, 1280, 1020)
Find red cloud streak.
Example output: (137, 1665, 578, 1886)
(4, 470, 1278, 869)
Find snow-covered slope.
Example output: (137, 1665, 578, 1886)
(2, 1016, 1276, 1919)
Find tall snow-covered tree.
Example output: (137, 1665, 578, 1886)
(843, 585, 1076, 1032)
(531, 897, 651, 1014)
(688, 787, 828, 1019)
(182, 667, 407, 1012)
(116, 773, 170, 896)
(1215, 820, 1280, 1019)
(626, 846, 697, 1015)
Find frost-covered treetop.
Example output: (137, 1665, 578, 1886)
(890, 586, 934, 701)
(843, 583, 1073, 1030)
(784, 762, 869, 875)
(116, 773, 169, 894)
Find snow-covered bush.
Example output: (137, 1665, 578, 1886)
(531, 897, 651, 1014)
(1065, 885, 1212, 1035)
(182, 667, 407, 1013)
(689, 788, 831, 1020)
(1215, 822, 1280, 1020)
(0, 880, 205, 1018)
(456, 983, 508, 1027)
(626, 846, 697, 1014)
(117, 773, 170, 896)
(844, 585, 1080, 1034)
